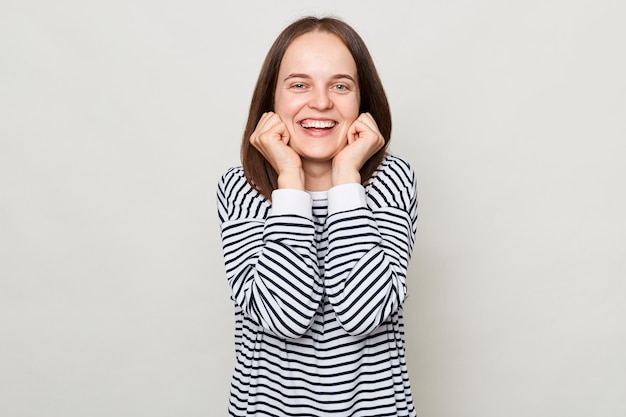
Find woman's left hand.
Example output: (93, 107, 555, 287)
(332, 112, 385, 185)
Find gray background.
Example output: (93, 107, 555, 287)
(1, 0, 625, 416)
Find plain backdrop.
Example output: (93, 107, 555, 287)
(1, 0, 625, 416)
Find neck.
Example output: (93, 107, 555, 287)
(302, 160, 333, 191)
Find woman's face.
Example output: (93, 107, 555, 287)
(274, 31, 360, 166)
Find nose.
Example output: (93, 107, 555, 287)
(308, 88, 333, 110)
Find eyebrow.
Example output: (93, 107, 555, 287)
(283, 73, 357, 83)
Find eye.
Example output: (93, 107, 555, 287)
(289, 83, 308, 90)
(332, 83, 351, 93)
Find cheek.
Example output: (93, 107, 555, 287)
(341, 95, 360, 121)
(274, 92, 301, 119)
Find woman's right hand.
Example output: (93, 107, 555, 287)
(250, 112, 304, 189)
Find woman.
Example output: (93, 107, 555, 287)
(217, 16, 418, 416)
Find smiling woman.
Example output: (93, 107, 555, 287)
(217, 16, 418, 417)
(240, 16, 392, 200)
(271, 31, 362, 189)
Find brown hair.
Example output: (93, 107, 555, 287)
(241, 16, 391, 200)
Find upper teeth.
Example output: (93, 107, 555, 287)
(301, 120, 335, 129)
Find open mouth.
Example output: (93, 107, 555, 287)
(299, 119, 337, 129)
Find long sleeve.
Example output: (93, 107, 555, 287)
(324, 156, 418, 336)
(217, 167, 323, 339)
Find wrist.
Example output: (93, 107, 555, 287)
(331, 165, 361, 186)
(277, 167, 305, 190)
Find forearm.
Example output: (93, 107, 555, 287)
(324, 179, 416, 336)
(324, 209, 411, 336)
(219, 172, 322, 339)
(222, 214, 322, 338)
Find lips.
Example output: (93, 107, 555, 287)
(299, 118, 337, 129)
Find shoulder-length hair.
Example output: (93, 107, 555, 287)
(241, 16, 391, 200)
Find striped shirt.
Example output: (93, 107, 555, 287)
(217, 155, 418, 416)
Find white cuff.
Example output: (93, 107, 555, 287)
(327, 183, 367, 215)
(270, 189, 312, 219)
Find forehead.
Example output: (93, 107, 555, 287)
(279, 31, 356, 75)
